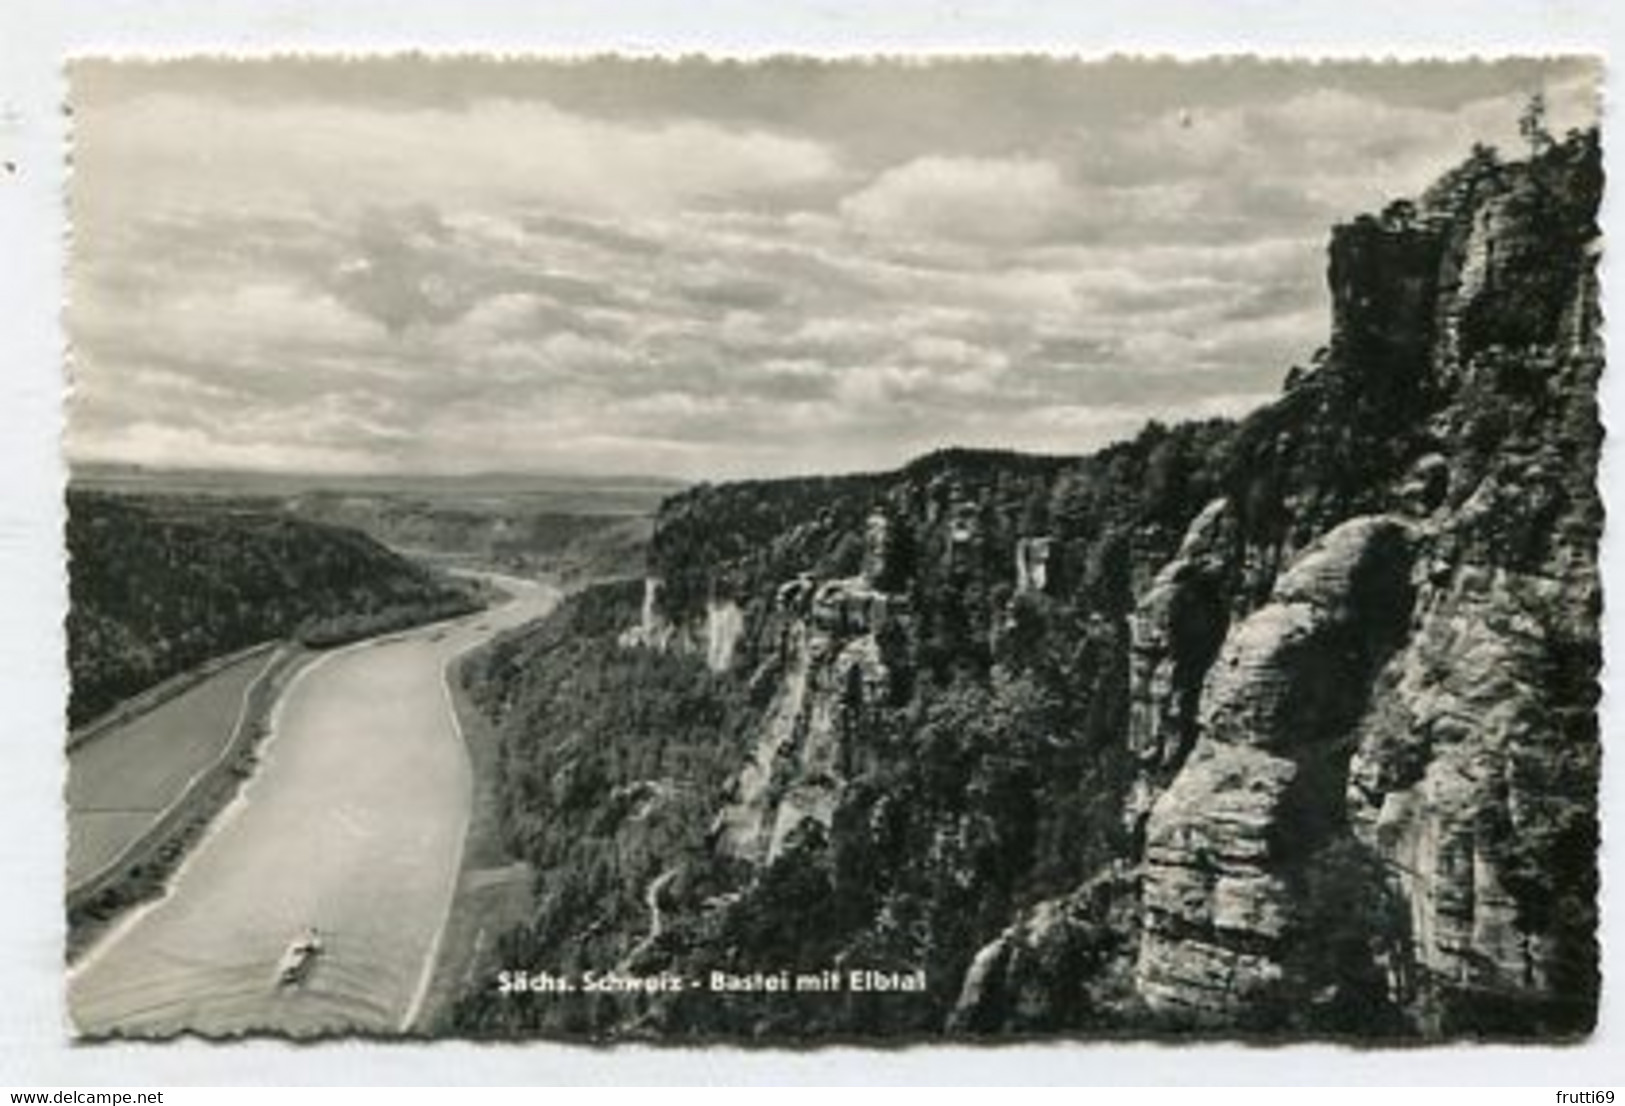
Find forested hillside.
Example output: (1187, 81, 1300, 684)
(66, 491, 486, 726)
(289, 491, 659, 583)
(448, 130, 1602, 1041)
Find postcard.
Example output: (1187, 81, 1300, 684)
(61, 55, 1604, 1043)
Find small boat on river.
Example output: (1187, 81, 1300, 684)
(275, 926, 323, 986)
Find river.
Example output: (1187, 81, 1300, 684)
(67, 574, 560, 1037)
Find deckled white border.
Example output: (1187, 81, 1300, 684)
(1, 0, 1621, 1087)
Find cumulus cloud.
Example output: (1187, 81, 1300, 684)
(1091, 75, 1601, 236)
(842, 156, 1082, 246)
(71, 278, 384, 391)
(76, 94, 843, 227)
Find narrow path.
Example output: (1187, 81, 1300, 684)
(645, 866, 678, 944)
(615, 865, 681, 972)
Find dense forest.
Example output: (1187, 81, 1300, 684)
(449, 129, 1601, 1040)
(448, 425, 1251, 1038)
(66, 490, 486, 726)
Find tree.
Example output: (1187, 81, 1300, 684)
(1519, 92, 1552, 156)
(1381, 198, 1418, 232)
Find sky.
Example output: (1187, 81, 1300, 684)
(65, 57, 1600, 480)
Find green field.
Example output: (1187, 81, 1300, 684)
(67, 649, 277, 887)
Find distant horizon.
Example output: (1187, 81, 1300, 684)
(67, 56, 1600, 481)
(66, 436, 1085, 488)
(67, 456, 692, 484)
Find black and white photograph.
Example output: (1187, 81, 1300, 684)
(56, 54, 1603, 1046)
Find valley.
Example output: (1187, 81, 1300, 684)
(60, 124, 1605, 1046)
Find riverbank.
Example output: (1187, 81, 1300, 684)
(68, 641, 277, 752)
(66, 644, 314, 962)
(406, 581, 562, 1033)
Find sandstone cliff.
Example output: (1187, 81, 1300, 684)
(710, 520, 908, 865)
(973, 130, 1602, 1037)
(451, 130, 1602, 1042)
(1136, 515, 1415, 1022)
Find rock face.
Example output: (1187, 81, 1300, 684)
(1128, 134, 1602, 1034)
(713, 525, 908, 865)
(618, 575, 673, 652)
(619, 575, 744, 674)
(511, 130, 1602, 1043)
(1015, 537, 1056, 594)
(1344, 483, 1601, 1023)
(949, 867, 1135, 1034)
(862, 510, 896, 585)
(1136, 516, 1414, 1019)
(956, 135, 1602, 1036)
(705, 599, 745, 672)
(1125, 498, 1238, 830)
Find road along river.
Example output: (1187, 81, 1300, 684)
(68, 574, 560, 1038)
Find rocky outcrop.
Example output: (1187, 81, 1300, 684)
(712, 511, 910, 865)
(1015, 537, 1055, 594)
(949, 868, 1135, 1034)
(619, 576, 744, 674)
(705, 599, 744, 672)
(618, 576, 673, 651)
(862, 510, 896, 585)
(1326, 215, 1442, 425)
(1128, 132, 1602, 1034)
(711, 575, 904, 864)
(1344, 511, 1601, 1024)
(1125, 498, 1238, 830)
(1137, 516, 1414, 1020)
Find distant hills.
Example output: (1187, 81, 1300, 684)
(68, 463, 686, 517)
(65, 490, 488, 727)
(65, 465, 683, 727)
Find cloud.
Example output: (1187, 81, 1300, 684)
(74, 93, 844, 230)
(67, 420, 395, 475)
(72, 278, 383, 372)
(65, 59, 1601, 479)
(841, 156, 1081, 246)
(1090, 76, 1602, 236)
(448, 292, 554, 341)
